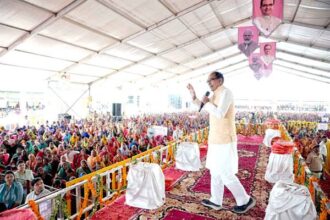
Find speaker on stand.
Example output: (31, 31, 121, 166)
(112, 103, 122, 121)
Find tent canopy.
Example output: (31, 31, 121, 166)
(0, 0, 329, 91)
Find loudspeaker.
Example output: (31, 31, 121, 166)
(112, 103, 122, 117)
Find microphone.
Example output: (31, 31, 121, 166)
(199, 91, 210, 112)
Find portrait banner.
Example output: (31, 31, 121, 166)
(260, 42, 276, 65)
(253, 0, 283, 37)
(249, 53, 263, 80)
(238, 26, 259, 57)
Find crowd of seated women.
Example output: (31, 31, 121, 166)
(0, 112, 209, 211)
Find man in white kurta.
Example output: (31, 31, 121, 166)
(25, 177, 51, 203)
(187, 71, 256, 214)
(261, 44, 275, 65)
(319, 136, 328, 179)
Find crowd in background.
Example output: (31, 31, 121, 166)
(0, 112, 209, 211)
(287, 121, 328, 159)
(235, 111, 329, 181)
(0, 110, 329, 212)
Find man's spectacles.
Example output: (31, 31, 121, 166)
(207, 77, 219, 84)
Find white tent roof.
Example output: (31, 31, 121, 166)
(0, 0, 329, 90)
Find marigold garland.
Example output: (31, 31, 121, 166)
(308, 176, 318, 204)
(87, 178, 97, 197)
(73, 128, 210, 219)
(50, 195, 70, 220)
(77, 183, 90, 220)
(320, 197, 329, 220)
(28, 200, 44, 220)
(88, 174, 127, 218)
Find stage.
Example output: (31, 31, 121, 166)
(92, 135, 272, 220)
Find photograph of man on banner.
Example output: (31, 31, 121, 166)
(238, 26, 259, 57)
(253, 0, 283, 37)
(249, 53, 263, 80)
(260, 42, 276, 65)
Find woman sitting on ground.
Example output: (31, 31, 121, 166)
(0, 171, 24, 211)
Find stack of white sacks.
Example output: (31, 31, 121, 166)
(263, 119, 316, 220)
(263, 119, 293, 183)
(265, 139, 295, 183)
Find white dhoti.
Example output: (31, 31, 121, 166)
(175, 142, 201, 171)
(263, 129, 281, 147)
(265, 181, 317, 220)
(126, 162, 165, 209)
(206, 143, 250, 206)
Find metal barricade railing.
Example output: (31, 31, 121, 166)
(21, 128, 208, 220)
(18, 183, 92, 220)
(280, 124, 330, 220)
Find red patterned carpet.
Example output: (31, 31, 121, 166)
(92, 196, 141, 220)
(192, 144, 259, 199)
(163, 209, 216, 220)
(92, 136, 272, 220)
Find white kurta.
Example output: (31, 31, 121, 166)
(193, 85, 250, 206)
(265, 181, 317, 220)
(261, 55, 275, 65)
(203, 88, 238, 175)
(319, 140, 328, 158)
(253, 16, 282, 37)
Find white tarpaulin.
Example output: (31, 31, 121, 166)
(126, 162, 165, 209)
(265, 153, 294, 183)
(265, 181, 317, 220)
(263, 128, 281, 147)
(175, 142, 201, 171)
